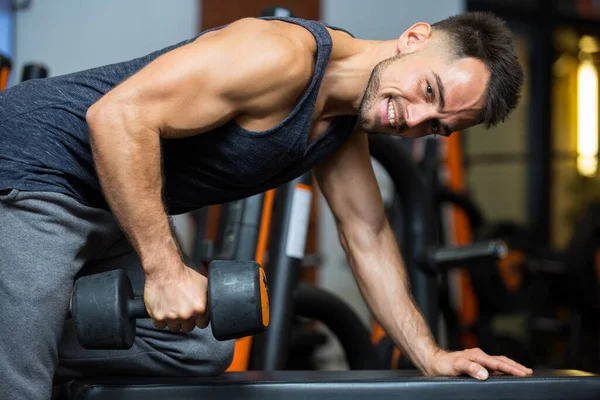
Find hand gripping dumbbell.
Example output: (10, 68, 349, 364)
(71, 260, 269, 349)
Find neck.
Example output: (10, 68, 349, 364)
(319, 35, 397, 120)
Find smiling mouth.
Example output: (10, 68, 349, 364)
(387, 98, 396, 128)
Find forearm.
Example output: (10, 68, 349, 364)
(88, 107, 181, 275)
(340, 220, 440, 373)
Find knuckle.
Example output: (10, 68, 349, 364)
(180, 308, 194, 319)
(453, 357, 466, 370)
(166, 312, 179, 320)
(194, 302, 206, 314)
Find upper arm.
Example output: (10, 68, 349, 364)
(87, 18, 311, 138)
(314, 129, 387, 234)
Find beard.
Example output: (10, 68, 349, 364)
(358, 54, 407, 134)
(357, 65, 382, 133)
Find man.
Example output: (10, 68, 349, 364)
(0, 12, 529, 400)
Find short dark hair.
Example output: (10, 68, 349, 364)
(432, 12, 525, 128)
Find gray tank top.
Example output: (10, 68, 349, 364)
(0, 17, 357, 214)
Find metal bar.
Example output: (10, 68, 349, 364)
(253, 173, 313, 370)
(233, 194, 264, 261)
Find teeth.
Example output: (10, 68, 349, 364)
(388, 99, 395, 126)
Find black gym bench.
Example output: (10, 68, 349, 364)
(67, 370, 600, 400)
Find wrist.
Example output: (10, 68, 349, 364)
(139, 238, 183, 278)
(144, 258, 185, 282)
(422, 346, 446, 376)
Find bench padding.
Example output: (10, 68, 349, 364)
(68, 369, 600, 400)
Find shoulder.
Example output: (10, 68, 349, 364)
(194, 18, 316, 106)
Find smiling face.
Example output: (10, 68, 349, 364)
(358, 26, 491, 138)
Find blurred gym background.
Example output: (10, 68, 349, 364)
(3, 0, 600, 372)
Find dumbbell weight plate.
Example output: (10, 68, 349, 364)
(72, 269, 136, 349)
(209, 260, 269, 341)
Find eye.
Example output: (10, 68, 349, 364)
(426, 82, 434, 99)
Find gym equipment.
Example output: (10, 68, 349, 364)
(198, 194, 266, 263)
(65, 370, 600, 400)
(21, 63, 48, 81)
(0, 53, 11, 90)
(71, 260, 269, 349)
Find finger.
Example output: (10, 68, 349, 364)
(470, 355, 525, 376)
(194, 307, 210, 329)
(468, 349, 526, 376)
(195, 316, 209, 329)
(152, 319, 167, 329)
(469, 348, 529, 373)
(181, 321, 196, 333)
(496, 356, 533, 374)
(167, 322, 182, 332)
(455, 357, 489, 380)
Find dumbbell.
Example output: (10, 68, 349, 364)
(72, 260, 269, 349)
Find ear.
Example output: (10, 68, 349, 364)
(396, 22, 432, 53)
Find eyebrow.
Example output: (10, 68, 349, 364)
(433, 72, 445, 111)
(433, 72, 453, 136)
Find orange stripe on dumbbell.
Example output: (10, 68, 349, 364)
(259, 267, 270, 327)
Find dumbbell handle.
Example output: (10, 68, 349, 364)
(424, 240, 508, 273)
(128, 298, 150, 319)
(68, 295, 174, 321)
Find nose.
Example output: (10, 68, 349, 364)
(405, 103, 433, 128)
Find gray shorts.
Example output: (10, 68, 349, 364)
(0, 189, 234, 400)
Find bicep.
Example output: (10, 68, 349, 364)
(314, 129, 387, 233)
